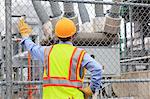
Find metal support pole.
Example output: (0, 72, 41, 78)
(1, 63, 6, 99)
(32, 61, 35, 81)
(20, 57, 24, 93)
(129, 6, 133, 58)
(124, 20, 127, 57)
(5, 0, 13, 99)
(39, 61, 43, 99)
(123, 20, 128, 72)
(141, 22, 145, 52)
(129, 6, 136, 72)
(0, 33, 2, 60)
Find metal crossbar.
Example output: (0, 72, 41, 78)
(1, 79, 150, 86)
(34, 0, 150, 7)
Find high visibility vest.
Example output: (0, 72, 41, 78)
(43, 44, 86, 99)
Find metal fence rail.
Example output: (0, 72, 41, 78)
(35, 0, 150, 7)
(2, 78, 150, 85)
(1, 78, 150, 85)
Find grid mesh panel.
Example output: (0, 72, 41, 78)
(0, 0, 150, 98)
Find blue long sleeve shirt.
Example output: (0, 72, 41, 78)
(21, 37, 102, 92)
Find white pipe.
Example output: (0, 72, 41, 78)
(49, 1, 62, 17)
(109, 0, 122, 18)
(32, 0, 49, 24)
(78, 3, 90, 23)
(95, 0, 104, 17)
(63, 3, 75, 18)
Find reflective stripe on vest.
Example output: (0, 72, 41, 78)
(76, 50, 86, 80)
(43, 78, 82, 88)
(43, 44, 85, 88)
(69, 48, 86, 81)
(43, 46, 53, 77)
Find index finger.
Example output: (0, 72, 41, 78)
(18, 17, 25, 26)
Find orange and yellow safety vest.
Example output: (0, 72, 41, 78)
(43, 44, 86, 99)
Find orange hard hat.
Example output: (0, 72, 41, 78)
(55, 17, 76, 38)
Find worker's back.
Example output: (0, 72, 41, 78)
(43, 44, 85, 99)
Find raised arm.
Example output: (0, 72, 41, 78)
(21, 38, 46, 63)
(18, 18, 46, 63)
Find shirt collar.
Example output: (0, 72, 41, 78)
(59, 41, 73, 45)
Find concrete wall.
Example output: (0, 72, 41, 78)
(112, 71, 150, 99)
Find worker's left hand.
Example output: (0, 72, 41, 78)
(18, 18, 32, 38)
(79, 86, 93, 99)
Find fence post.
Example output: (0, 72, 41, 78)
(129, 5, 133, 58)
(5, 0, 13, 99)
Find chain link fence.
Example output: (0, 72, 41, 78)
(0, 0, 150, 98)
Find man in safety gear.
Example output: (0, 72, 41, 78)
(18, 17, 102, 99)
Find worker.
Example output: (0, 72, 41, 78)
(18, 17, 102, 99)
